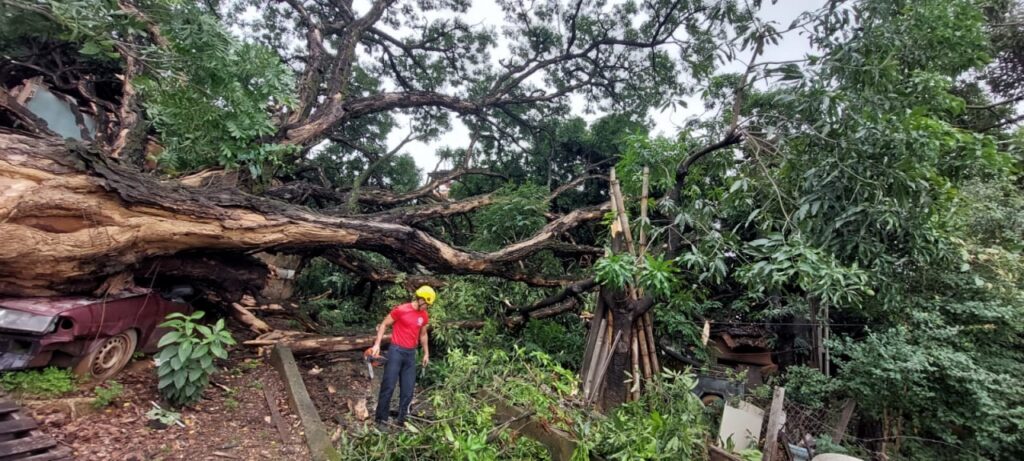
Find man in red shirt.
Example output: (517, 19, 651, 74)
(369, 285, 435, 426)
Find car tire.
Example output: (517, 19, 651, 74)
(73, 330, 137, 381)
(701, 394, 724, 406)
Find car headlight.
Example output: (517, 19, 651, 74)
(0, 308, 58, 334)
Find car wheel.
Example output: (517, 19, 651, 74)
(701, 394, 724, 406)
(74, 330, 137, 381)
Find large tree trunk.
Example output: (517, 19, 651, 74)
(0, 132, 604, 297)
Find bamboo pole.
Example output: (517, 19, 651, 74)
(587, 330, 622, 406)
(648, 312, 661, 373)
(580, 293, 607, 389)
(609, 168, 636, 256)
(626, 333, 634, 401)
(637, 321, 653, 381)
(583, 317, 607, 400)
(626, 331, 634, 399)
(639, 166, 650, 252)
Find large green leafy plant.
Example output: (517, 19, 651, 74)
(155, 311, 235, 407)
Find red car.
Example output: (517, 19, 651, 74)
(0, 287, 192, 381)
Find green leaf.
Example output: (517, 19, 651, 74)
(178, 341, 193, 364)
(195, 325, 212, 338)
(192, 344, 209, 360)
(211, 344, 227, 360)
(157, 331, 181, 348)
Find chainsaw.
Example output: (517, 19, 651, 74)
(363, 348, 386, 379)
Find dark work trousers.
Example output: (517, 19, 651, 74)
(374, 345, 417, 423)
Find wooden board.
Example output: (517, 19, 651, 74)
(0, 434, 58, 457)
(0, 401, 19, 415)
(16, 449, 74, 461)
(0, 418, 38, 435)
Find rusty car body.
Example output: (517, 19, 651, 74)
(0, 287, 192, 380)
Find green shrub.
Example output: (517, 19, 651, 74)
(155, 311, 235, 407)
(575, 370, 708, 460)
(521, 319, 585, 370)
(0, 367, 77, 397)
(338, 347, 574, 460)
(91, 380, 124, 408)
(781, 365, 836, 408)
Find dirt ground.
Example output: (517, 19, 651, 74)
(23, 349, 310, 461)
(299, 351, 429, 433)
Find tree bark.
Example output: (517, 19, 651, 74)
(0, 133, 605, 297)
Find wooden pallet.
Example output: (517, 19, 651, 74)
(0, 398, 73, 461)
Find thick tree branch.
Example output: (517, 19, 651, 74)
(320, 0, 395, 114)
(280, 0, 328, 124)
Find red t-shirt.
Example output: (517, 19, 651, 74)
(389, 302, 429, 349)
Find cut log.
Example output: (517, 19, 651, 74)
(243, 299, 583, 355)
(230, 303, 273, 334)
(0, 133, 607, 296)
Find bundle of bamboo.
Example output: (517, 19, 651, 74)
(580, 167, 661, 404)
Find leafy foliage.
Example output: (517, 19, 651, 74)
(91, 380, 124, 409)
(470, 183, 551, 250)
(155, 311, 235, 407)
(574, 370, 708, 461)
(4, 0, 296, 176)
(0, 367, 76, 397)
(338, 347, 570, 460)
(521, 319, 585, 370)
(593, 253, 636, 291)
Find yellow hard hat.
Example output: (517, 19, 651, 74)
(415, 285, 436, 305)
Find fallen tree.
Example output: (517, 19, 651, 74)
(0, 132, 605, 297)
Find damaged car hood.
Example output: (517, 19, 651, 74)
(0, 290, 150, 334)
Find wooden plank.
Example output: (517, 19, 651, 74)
(762, 387, 786, 461)
(0, 401, 18, 414)
(263, 384, 290, 444)
(832, 399, 857, 444)
(269, 346, 336, 461)
(0, 434, 57, 457)
(0, 418, 37, 434)
(17, 447, 75, 461)
(479, 390, 577, 461)
(709, 444, 744, 461)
